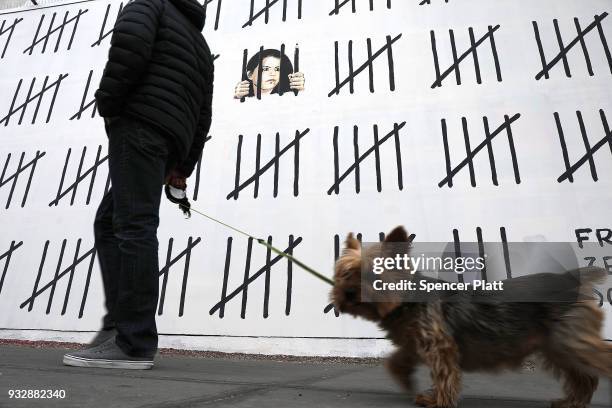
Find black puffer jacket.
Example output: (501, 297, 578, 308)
(95, 0, 214, 177)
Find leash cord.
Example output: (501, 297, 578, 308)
(182, 204, 335, 286)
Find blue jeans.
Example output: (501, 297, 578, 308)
(94, 115, 173, 358)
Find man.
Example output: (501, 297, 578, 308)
(63, 0, 214, 369)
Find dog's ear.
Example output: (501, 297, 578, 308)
(345, 233, 361, 251)
(384, 226, 410, 243)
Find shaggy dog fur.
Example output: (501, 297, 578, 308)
(331, 226, 612, 408)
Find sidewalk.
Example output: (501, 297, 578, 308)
(0, 341, 610, 408)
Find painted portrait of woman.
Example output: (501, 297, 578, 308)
(234, 48, 305, 99)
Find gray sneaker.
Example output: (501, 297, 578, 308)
(87, 328, 118, 347)
(63, 337, 154, 370)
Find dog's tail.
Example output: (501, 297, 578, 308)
(566, 266, 607, 301)
(576, 266, 607, 284)
(567, 266, 607, 285)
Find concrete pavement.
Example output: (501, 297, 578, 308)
(0, 342, 610, 408)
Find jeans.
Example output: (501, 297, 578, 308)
(94, 115, 173, 358)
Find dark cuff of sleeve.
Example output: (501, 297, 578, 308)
(176, 162, 195, 178)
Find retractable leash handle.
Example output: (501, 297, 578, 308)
(165, 185, 335, 286)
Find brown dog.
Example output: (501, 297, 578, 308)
(331, 226, 612, 408)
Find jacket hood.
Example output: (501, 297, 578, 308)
(169, 0, 206, 31)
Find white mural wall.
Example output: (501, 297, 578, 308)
(0, 0, 610, 357)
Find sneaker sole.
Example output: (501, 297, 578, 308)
(63, 354, 153, 370)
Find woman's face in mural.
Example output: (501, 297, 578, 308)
(248, 56, 281, 92)
(233, 48, 304, 99)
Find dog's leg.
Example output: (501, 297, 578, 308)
(386, 347, 418, 392)
(415, 305, 462, 408)
(419, 348, 461, 408)
(544, 302, 610, 407)
(544, 347, 601, 408)
(546, 365, 598, 408)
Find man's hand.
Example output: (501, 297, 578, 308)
(165, 168, 187, 189)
